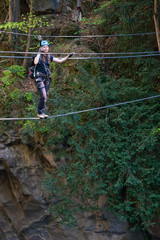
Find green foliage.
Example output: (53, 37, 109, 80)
(0, 12, 54, 53)
(42, 171, 78, 226)
(81, 17, 105, 26)
(0, 13, 53, 33)
(24, 92, 34, 102)
(10, 88, 21, 101)
(1, 70, 13, 86)
(80, 0, 154, 54)
(9, 65, 25, 77)
(42, 59, 160, 230)
(88, 0, 153, 31)
(1, 65, 25, 86)
(0, 65, 38, 120)
(50, 62, 56, 86)
(23, 121, 37, 137)
(95, 0, 119, 10)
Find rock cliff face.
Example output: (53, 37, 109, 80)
(0, 130, 148, 240)
(25, 0, 76, 14)
(30, 0, 60, 14)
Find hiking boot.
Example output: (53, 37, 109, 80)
(37, 114, 45, 119)
(43, 114, 49, 118)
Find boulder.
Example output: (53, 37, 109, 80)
(26, 0, 61, 14)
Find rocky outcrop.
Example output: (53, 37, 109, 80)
(0, 130, 150, 240)
(24, 0, 91, 19)
(147, 216, 160, 240)
(25, 0, 74, 14)
(26, 0, 60, 14)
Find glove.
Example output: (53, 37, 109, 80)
(68, 52, 74, 58)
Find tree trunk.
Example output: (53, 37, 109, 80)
(22, 0, 33, 69)
(73, 0, 83, 21)
(9, 0, 20, 51)
(153, 0, 160, 52)
(9, 0, 20, 32)
(9, 0, 14, 43)
(77, 0, 82, 8)
(22, 26, 32, 69)
(0, 13, 9, 43)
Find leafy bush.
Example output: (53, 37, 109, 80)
(0, 65, 37, 119)
(42, 61, 160, 230)
(1, 65, 25, 86)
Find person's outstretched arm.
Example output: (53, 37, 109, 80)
(53, 53, 74, 63)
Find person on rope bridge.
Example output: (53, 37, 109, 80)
(33, 40, 73, 119)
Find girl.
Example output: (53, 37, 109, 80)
(34, 40, 73, 118)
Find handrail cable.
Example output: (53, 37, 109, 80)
(0, 50, 159, 55)
(0, 54, 159, 59)
(0, 30, 159, 38)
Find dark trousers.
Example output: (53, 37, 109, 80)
(35, 76, 51, 114)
